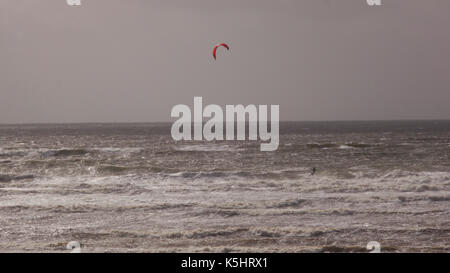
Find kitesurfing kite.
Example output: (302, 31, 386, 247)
(212, 43, 230, 60)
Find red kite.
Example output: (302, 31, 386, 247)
(213, 43, 230, 60)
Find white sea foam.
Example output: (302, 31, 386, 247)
(1, 122, 449, 252)
(338, 145, 353, 149)
(174, 144, 242, 152)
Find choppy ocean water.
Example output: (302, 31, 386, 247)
(0, 121, 449, 252)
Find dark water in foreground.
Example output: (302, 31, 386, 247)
(0, 121, 449, 252)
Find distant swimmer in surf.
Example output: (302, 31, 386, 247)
(311, 167, 316, 176)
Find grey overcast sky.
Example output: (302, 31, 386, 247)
(1, 0, 449, 123)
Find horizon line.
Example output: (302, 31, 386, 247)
(1, 118, 450, 126)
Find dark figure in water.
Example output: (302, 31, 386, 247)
(311, 167, 316, 176)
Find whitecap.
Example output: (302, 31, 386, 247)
(174, 144, 242, 152)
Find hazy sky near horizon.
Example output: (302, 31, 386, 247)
(1, 0, 449, 123)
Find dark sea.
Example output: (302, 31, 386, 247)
(0, 121, 449, 252)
